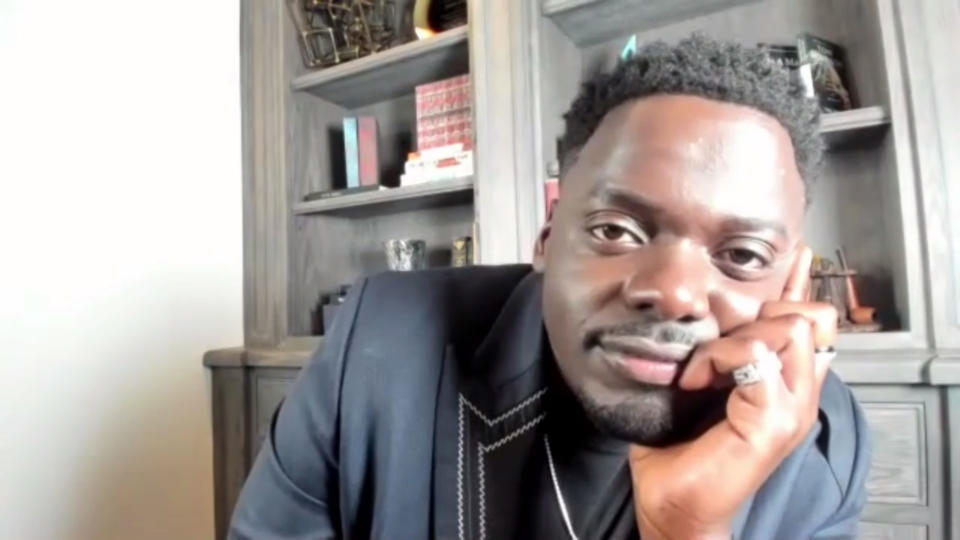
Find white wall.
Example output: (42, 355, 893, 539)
(0, 2, 242, 539)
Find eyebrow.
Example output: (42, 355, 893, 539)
(589, 181, 789, 239)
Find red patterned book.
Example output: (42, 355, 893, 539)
(357, 116, 380, 186)
(415, 74, 473, 150)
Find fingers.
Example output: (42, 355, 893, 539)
(679, 335, 784, 408)
(681, 336, 774, 387)
(759, 300, 837, 391)
(759, 301, 837, 351)
(781, 246, 813, 302)
(732, 314, 815, 400)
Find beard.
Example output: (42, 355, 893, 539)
(573, 382, 727, 447)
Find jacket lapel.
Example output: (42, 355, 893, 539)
(432, 272, 551, 540)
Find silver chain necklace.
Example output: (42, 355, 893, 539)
(543, 434, 580, 540)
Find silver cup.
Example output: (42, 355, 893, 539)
(385, 239, 427, 271)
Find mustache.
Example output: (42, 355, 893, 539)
(585, 315, 717, 349)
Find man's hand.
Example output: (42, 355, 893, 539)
(628, 247, 838, 540)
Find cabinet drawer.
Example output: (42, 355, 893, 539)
(849, 386, 941, 506)
(858, 522, 926, 540)
(860, 402, 926, 505)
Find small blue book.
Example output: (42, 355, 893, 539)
(343, 117, 360, 188)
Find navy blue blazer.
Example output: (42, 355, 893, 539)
(230, 266, 870, 539)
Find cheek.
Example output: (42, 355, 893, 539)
(709, 280, 788, 333)
(544, 234, 624, 341)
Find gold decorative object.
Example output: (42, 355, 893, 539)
(286, 0, 398, 69)
(451, 236, 472, 267)
(413, 0, 467, 39)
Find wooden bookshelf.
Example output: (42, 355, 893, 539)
(290, 27, 469, 108)
(216, 2, 960, 538)
(292, 176, 474, 218)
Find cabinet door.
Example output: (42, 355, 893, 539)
(850, 385, 945, 540)
(858, 522, 927, 540)
(248, 368, 300, 460)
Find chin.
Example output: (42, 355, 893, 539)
(574, 384, 727, 447)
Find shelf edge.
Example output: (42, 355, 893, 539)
(293, 177, 474, 215)
(290, 26, 469, 94)
(820, 106, 890, 134)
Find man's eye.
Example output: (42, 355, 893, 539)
(589, 224, 645, 245)
(716, 248, 769, 270)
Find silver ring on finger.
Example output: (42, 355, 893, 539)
(732, 349, 783, 386)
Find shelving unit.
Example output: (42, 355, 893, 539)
(292, 176, 474, 217)
(290, 27, 469, 108)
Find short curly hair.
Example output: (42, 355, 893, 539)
(560, 34, 822, 195)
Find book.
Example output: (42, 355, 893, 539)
(401, 147, 473, 186)
(759, 43, 800, 81)
(302, 184, 388, 202)
(415, 74, 473, 151)
(358, 117, 380, 187)
(797, 33, 853, 112)
(343, 117, 360, 188)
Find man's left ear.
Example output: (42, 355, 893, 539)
(532, 221, 552, 273)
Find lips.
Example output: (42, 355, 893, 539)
(596, 334, 694, 386)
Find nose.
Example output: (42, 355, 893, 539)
(621, 240, 711, 323)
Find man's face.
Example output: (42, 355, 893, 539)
(536, 95, 807, 446)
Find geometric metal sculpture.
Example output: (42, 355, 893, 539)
(286, 0, 398, 69)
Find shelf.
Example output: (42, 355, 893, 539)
(293, 176, 474, 217)
(291, 27, 469, 108)
(203, 337, 322, 368)
(820, 106, 891, 150)
(542, 0, 761, 46)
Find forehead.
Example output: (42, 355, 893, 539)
(568, 95, 805, 232)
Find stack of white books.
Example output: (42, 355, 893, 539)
(400, 143, 474, 187)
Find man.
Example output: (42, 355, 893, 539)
(230, 35, 870, 539)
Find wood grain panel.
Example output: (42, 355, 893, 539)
(242, 0, 289, 347)
(949, 386, 960, 540)
(470, 0, 539, 264)
(861, 403, 926, 504)
(210, 368, 249, 540)
(858, 522, 927, 540)
(248, 370, 298, 460)
(853, 385, 946, 540)
(896, 0, 960, 349)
